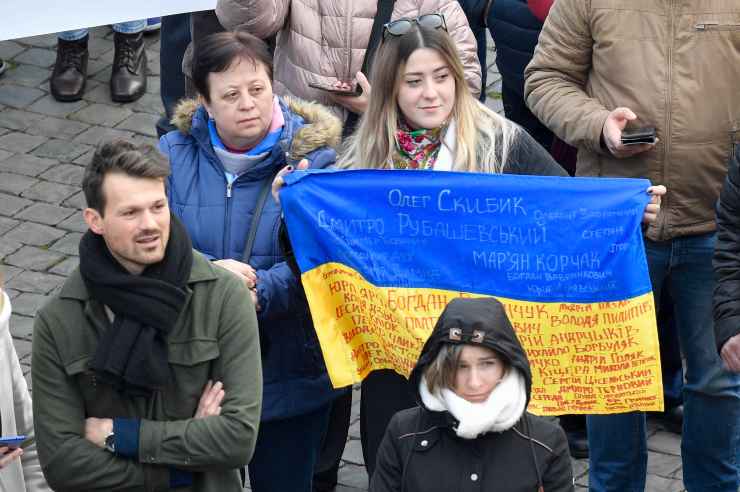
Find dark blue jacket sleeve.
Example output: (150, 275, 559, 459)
(256, 261, 306, 321)
(255, 147, 334, 320)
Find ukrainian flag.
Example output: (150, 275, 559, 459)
(281, 170, 662, 414)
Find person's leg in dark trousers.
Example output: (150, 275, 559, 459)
(457, 0, 488, 101)
(360, 369, 416, 479)
(157, 13, 191, 138)
(656, 282, 684, 433)
(248, 402, 332, 492)
(183, 10, 225, 98)
(559, 414, 588, 459)
(313, 387, 352, 492)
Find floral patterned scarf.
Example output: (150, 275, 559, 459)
(391, 120, 444, 170)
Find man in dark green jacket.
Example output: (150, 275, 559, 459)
(31, 139, 262, 491)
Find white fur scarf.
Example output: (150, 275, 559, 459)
(419, 369, 527, 439)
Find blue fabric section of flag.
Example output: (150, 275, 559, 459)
(281, 169, 652, 303)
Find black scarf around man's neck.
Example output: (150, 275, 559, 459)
(79, 214, 193, 397)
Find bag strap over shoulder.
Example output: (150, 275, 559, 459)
(363, 0, 397, 76)
(242, 175, 275, 263)
(344, 0, 397, 135)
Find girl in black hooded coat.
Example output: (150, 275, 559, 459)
(369, 297, 574, 492)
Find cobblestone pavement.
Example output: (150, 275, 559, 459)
(0, 25, 685, 492)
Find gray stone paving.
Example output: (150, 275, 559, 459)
(0, 24, 684, 492)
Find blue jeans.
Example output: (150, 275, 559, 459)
(248, 402, 332, 492)
(59, 20, 146, 41)
(588, 233, 740, 492)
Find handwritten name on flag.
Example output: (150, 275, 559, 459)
(281, 170, 662, 415)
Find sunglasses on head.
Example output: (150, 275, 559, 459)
(383, 13, 447, 39)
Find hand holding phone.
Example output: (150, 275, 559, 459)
(602, 108, 656, 159)
(308, 81, 362, 97)
(621, 126, 657, 146)
(0, 435, 27, 449)
(0, 437, 27, 470)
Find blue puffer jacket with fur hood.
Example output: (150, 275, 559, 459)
(160, 96, 341, 421)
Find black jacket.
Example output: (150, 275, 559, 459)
(370, 298, 573, 492)
(488, 0, 556, 151)
(713, 143, 740, 352)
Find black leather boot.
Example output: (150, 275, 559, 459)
(50, 35, 88, 102)
(110, 31, 147, 102)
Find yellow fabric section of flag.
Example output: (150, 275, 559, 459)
(303, 262, 663, 415)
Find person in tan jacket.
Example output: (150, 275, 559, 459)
(523, 1, 740, 491)
(213, 0, 482, 123)
(0, 272, 51, 492)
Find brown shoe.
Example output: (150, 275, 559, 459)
(110, 31, 147, 103)
(50, 36, 88, 102)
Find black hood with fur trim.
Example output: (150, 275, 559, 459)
(409, 297, 533, 407)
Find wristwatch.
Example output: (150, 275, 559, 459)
(104, 431, 115, 453)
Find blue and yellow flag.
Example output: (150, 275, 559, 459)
(281, 170, 662, 415)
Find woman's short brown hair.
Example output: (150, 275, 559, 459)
(424, 344, 464, 394)
(192, 30, 274, 102)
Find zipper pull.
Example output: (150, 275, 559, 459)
(695, 21, 718, 30)
(226, 181, 233, 198)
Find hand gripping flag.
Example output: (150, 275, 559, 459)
(281, 169, 662, 415)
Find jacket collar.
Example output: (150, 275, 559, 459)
(423, 407, 459, 429)
(172, 96, 341, 174)
(59, 249, 218, 301)
(189, 100, 296, 172)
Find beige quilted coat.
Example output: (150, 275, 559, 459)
(524, 0, 740, 240)
(215, 0, 482, 117)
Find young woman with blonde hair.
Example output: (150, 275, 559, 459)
(337, 14, 549, 175)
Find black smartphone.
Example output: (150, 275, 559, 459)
(308, 81, 362, 97)
(621, 126, 657, 146)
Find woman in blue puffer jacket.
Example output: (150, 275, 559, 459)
(160, 30, 342, 492)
